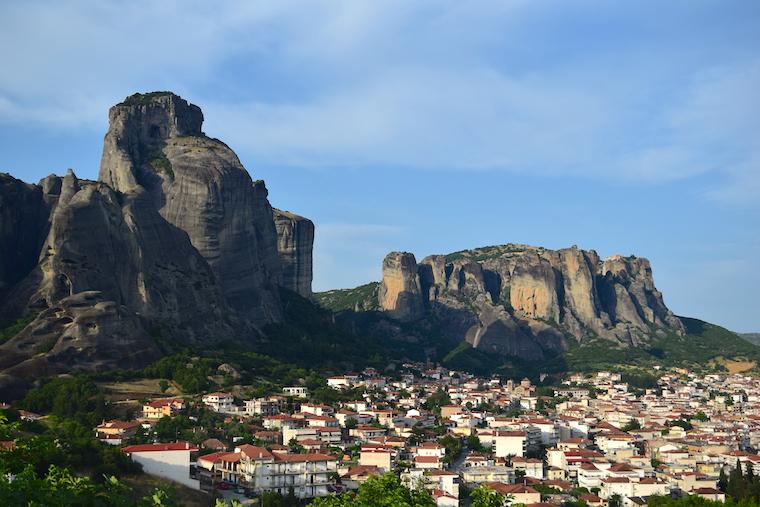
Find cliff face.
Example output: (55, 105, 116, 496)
(99, 92, 283, 325)
(378, 244, 684, 359)
(0, 92, 314, 390)
(273, 209, 314, 297)
(0, 174, 54, 295)
(378, 252, 424, 321)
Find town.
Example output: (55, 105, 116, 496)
(6, 364, 757, 506)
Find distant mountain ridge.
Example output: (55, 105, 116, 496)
(315, 244, 759, 375)
(741, 333, 760, 346)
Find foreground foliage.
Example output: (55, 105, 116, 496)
(0, 413, 177, 506)
(310, 473, 435, 507)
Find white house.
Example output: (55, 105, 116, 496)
(283, 386, 309, 398)
(493, 430, 526, 458)
(202, 392, 235, 413)
(121, 442, 199, 489)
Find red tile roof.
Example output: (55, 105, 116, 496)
(122, 442, 198, 453)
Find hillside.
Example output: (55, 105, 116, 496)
(740, 333, 760, 346)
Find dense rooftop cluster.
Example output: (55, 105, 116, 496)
(6, 364, 760, 505)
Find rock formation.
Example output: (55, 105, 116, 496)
(99, 92, 282, 325)
(377, 243, 684, 359)
(273, 209, 314, 297)
(378, 252, 424, 321)
(0, 92, 314, 389)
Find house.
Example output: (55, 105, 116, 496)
(486, 482, 541, 505)
(441, 405, 464, 419)
(465, 454, 491, 467)
(95, 420, 140, 445)
(493, 430, 526, 458)
(142, 398, 185, 419)
(691, 487, 726, 502)
(301, 403, 335, 417)
(428, 470, 460, 498)
(461, 466, 514, 484)
(417, 442, 446, 459)
(202, 438, 227, 451)
(360, 446, 393, 472)
(431, 489, 458, 507)
(511, 457, 544, 479)
(197, 451, 233, 490)
(18, 410, 41, 421)
(340, 465, 381, 490)
(202, 392, 235, 413)
(350, 425, 388, 441)
(245, 397, 281, 416)
(282, 386, 309, 398)
(121, 442, 199, 489)
(414, 455, 443, 470)
(233, 445, 338, 499)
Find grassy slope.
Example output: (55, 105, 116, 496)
(314, 282, 380, 312)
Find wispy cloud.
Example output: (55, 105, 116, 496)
(0, 0, 758, 206)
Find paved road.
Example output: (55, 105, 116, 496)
(451, 448, 470, 473)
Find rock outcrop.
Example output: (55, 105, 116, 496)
(377, 243, 683, 359)
(0, 92, 315, 389)
(0, 173, 55, 295)
(99, 92, 282, 325)
(378, 252, 424, 321)
(273, 209, 314, 297)
(0, 291, 159, 381)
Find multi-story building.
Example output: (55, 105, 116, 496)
(282, 386, 309, 398)
(245, 397, 282, 416)
(142, 398, 186, 419)
(202, 392, 235, 413)
(228, 445, 337, 499)
(493, 430, 527, 458)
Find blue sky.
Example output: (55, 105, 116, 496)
(1, 1, 758, 331)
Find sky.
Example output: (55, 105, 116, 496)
(1, 1, 758, 332)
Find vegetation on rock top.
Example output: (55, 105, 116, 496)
(117, 91, 175, 107)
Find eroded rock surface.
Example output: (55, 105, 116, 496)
(0, 92, 315, 391)
(99, 92, 282, 325)
(378, 252, 424, 321)
(273, 209, 314, 297)
(378, 243, 683, 359)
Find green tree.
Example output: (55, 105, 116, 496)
(718, 467, 728, 492)
(622, 419, 642, 432)
(470, 484, 508, 507)
(728, 459, 746, 501)
(422, 389, 451, 413)
(310, 472, 435, 506)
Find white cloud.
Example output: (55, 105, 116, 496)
(1, 1, 758, 205)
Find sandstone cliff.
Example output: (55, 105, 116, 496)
(273, 209, 314, 297)
(376, 243, 684, 359)
(0, 92, 314, 388)
(378, 252, 424, 321)
(98, 92, 284, 325)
